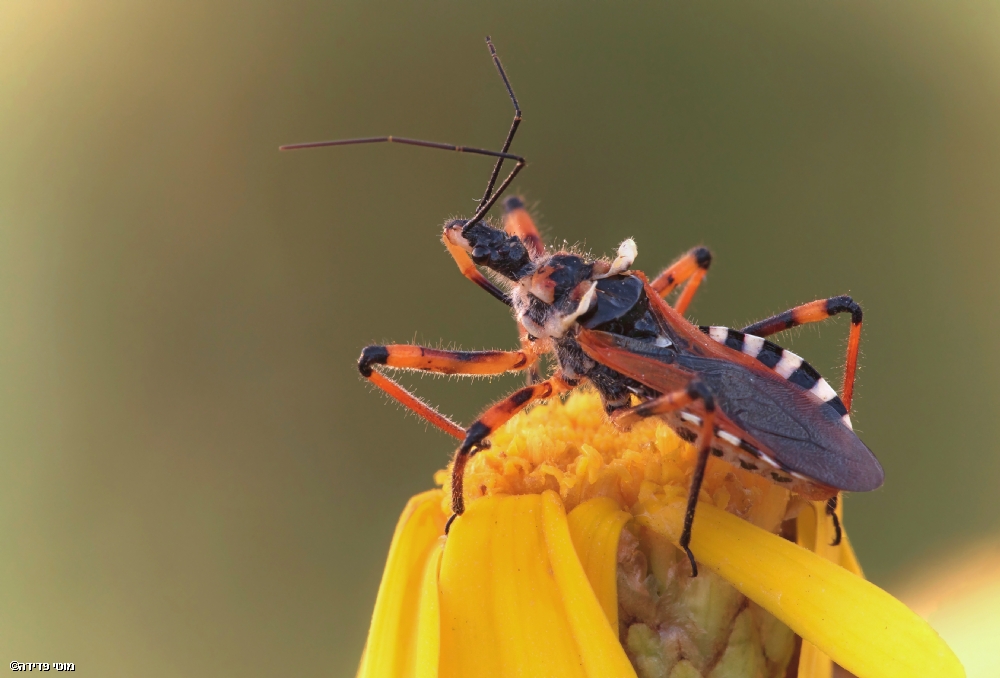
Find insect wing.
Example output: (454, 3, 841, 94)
(576, 328, 693, 395)
(577, 329, 884, 492)
(677, 354, 883, 492)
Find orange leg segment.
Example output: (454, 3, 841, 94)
(502, 196, 545, 257)
(366, 371, 465, 440)
(843, 321, 862, 412)
(448, 373, 576, 523)
(740, 295, 863, 411)
(650, 247, 713, 314)
(358, 344, 535, 441)
(365, 344, 530, 375)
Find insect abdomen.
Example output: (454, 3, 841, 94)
(667, 410, 835, 500)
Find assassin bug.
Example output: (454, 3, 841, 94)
(281, 37, 884, 576)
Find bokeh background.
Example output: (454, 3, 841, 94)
(2, 2, 999, 675)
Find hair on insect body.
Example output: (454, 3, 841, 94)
(281, 37, 883, 576)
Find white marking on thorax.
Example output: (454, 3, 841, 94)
(841, 414, 854, 430)
(512, 281, 598, 340)
(556, 282, 597, 334)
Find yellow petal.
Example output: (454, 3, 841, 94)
(793, 497, 863, 677)
(439, 493, 582, 678)
(359, 490, 447, 678)
(415, 540, 444, 678)
(356, 644, 367, 678)
(795, 499, 837, 678)
(542, 492, 637, 676)
(635, 497, 965, 678)
(439, 492, 636, 678)
(797, 641, 832, 678)
(567, 496, 632, 629)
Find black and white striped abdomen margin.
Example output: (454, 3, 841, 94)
(698, 325, 853, 430)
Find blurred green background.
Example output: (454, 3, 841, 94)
(2, 1, 999, 675)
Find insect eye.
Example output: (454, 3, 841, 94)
(471, 245, 491, 263)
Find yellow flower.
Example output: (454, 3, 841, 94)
(357, 390, 964, 678)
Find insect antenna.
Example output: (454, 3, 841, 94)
(478, 35, 522, 206)
(279, 38, 526, 231)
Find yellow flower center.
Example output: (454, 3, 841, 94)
(441, 388, 796, 534)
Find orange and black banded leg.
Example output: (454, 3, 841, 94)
(741, 295, 863, 411)
(358, 344, 534, 441)
(649, 247, 713, 315)
(502, 196, 545, 257)
(612, 381, 717, 576)
(446, 373, 577, 532)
